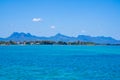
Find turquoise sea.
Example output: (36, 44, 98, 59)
(0, 45, 120, 80)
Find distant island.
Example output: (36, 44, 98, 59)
(0, 32, 120, 46)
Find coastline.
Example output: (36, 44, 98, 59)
(0, 40, 120, 46)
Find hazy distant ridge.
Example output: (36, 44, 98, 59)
(0, 32, 120, 44)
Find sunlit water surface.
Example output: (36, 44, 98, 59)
(0, 45, 120, 80)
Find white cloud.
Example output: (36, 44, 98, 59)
(81, 30, 86, 33)
(50, 25, 55, 29)
(32, 18, 42, 22)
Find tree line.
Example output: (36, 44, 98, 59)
(0, 40, 119, 46)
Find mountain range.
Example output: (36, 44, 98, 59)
(0, 32, 120, 44)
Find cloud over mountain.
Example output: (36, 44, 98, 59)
(50, 25, 55, 29)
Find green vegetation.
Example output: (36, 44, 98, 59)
(0, 40, 120, 46)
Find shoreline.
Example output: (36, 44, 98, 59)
(0, 40, 120, 46)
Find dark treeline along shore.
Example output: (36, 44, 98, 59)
(0, 40, 120, 46)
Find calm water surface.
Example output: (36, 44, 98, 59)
(0, 45, 120, 80)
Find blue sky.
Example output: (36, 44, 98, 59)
(0, 0, 120, 39)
